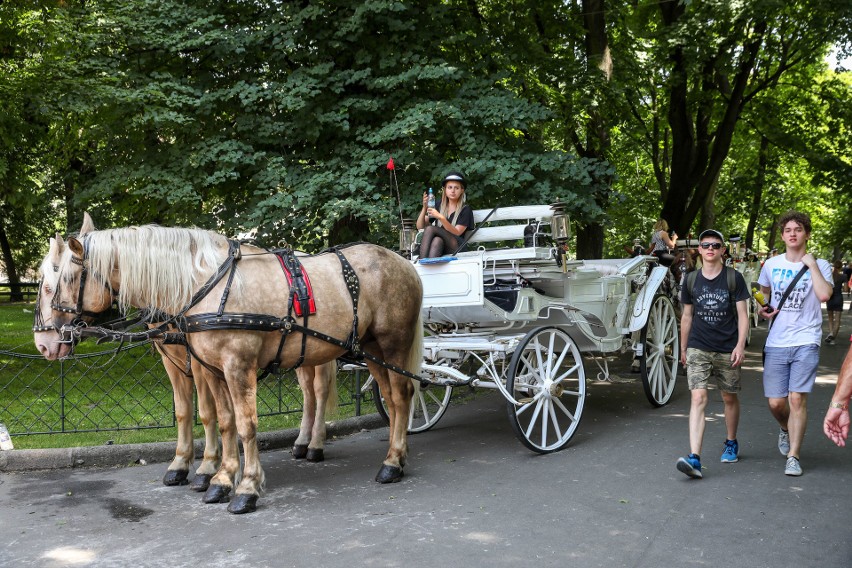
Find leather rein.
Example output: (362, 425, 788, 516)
(52, 240, 424, 384)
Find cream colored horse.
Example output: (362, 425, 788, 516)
(41, 221, 422, 514)
(33, 218, 342, 495)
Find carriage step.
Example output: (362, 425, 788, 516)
(419, 363, 471, 387)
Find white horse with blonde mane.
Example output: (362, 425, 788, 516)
(33, 216, 342, 494)
(38, 218, 422, 514)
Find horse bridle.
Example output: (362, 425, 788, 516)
(32, 267, 58, 333)
(49, 239, 116, 337)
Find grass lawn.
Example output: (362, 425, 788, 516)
(1, 302, 383, 450)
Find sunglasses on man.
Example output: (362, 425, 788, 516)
(699, 242, 723, 250)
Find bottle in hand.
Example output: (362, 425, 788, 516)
(753, 290, 774, 313)
(427, 188, 435, 218)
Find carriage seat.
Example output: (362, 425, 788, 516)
(465, 205, 555, 246)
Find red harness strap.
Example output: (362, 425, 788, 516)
(276, 252, 317, 317)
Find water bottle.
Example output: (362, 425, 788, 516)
(427, 188, 435, 218)
(753, 289, 775, 313)
(0, 423, 13, 451)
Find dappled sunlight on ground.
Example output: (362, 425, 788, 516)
(41, 547, 97, 566)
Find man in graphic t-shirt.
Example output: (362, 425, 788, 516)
(758, 210, 832, 477)
(675, 229, 750, 479)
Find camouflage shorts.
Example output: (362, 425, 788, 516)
(686, 348, 741, 393)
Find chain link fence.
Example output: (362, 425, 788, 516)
(0, 340, 375, 437)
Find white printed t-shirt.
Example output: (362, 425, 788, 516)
(758, 255, 832, 348)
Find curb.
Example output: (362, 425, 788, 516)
(0, 412, 387, 473)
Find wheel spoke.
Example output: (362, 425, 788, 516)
(546, 331, 556, 379)
(524, 397, 545, 439)
(539, 398, 549, 447)
(552, 362, 582, 385)
(547, 398, 563, 441)
(552, 395, 577, 422)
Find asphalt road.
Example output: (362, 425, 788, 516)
(2, 319, 852, 568)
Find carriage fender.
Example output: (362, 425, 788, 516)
(627, 266, 670, 332)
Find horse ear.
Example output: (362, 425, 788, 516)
(49, 235, 65, 265)
(68, 236, 85, 258)
(80, 212, 95, 235)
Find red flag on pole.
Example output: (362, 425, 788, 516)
(386, 156, 395, 170)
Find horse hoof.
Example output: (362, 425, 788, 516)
(162, 470, 189, 486)
(202, 484, 231, 504)
(292, 444, 308, 459)
(375, 464, 404, 484)
(189, 473, 213, 492)
(306, 448, 324, 462)
(227, 494, 258, 514)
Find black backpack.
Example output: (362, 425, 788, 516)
(686, 266, 737, 312)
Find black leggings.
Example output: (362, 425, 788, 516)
(420, 225, 459, 258)
(653, 250, 675, 267)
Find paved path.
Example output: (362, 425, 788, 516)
(2, 320, 852, 567)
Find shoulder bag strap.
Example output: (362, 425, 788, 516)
(768, 265, 810, 331)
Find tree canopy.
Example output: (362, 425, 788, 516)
(1, 0, 850, 286)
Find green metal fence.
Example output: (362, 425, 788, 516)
(0, 341, 372, 437)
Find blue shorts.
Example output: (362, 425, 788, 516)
(762, 345, 820, 398)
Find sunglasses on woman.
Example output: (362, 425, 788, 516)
(699, 242, 723, 250)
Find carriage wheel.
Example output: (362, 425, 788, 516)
(505, 326, 586, 454)
(372, 379, 453, 434)
(640, 294, 679, 407)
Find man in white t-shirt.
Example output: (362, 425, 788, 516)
(758, 210, 832, 476)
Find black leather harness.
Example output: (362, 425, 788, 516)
(59, 241, 424, 384)
(179, 245, 364, 377)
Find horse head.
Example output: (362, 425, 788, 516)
(33, 212, 112, 359)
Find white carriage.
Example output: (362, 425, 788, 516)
(372, 203, 680, 453)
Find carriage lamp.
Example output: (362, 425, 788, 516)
(398, 218, 417, 258)
(550, 201, 572, 270)
(549, 201, 571, 243)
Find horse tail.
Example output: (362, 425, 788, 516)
(405, 312, 424, 377)
(324, 359, 338, 416)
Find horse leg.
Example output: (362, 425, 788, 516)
(160, 348, 193, 487)
(189, 366, 221, 492)
(202, 372, 240, 505)
(366, 361, 413, 484)
(292, 366, 316, 460)
(223, 365, 265, 515)
(306, 360, 338, 462)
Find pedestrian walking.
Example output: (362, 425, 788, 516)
(676, 229, 750, 479)
(824, 343, 852, 447)
(825, 260, 845, 344)
(757, 210, 833, 476)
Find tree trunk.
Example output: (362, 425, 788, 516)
(574, 0, 610, 260)
(657, 9, 767, 235)
(745, 136, 770, 251)
(0, 216, 23, 302)
(575, 222, 603, 261)
(328, 214, 370, 247)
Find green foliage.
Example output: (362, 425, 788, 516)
(0, 0, 849, 266)
(6, 0, 597, 254)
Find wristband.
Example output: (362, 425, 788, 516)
(829, 401, 849, 410)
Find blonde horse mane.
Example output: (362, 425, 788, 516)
(81, 225, 229, 315)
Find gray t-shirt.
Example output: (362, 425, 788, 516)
(681, 267, 750, 352)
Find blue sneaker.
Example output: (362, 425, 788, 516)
(721, 439, 739, 463)
(676, 454, 703, 479)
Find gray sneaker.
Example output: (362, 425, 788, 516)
(785, 456, 802, 476)
(778, 428, 790, 456)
